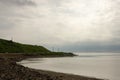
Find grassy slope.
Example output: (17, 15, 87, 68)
(0, 39, 74, 56)
(0, 38, 50, 53)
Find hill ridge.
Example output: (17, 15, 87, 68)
(0, 38, 50, 53)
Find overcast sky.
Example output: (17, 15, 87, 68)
(0, 0, 120, 52)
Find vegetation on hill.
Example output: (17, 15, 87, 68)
(0, 38, 74, 56)
(0, 38, 50, 53)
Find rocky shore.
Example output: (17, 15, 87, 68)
(0, 53, 104, 80)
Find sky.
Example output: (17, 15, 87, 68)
(0, 0, 120, 52)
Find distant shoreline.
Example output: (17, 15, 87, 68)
(0, 53, 104, 80)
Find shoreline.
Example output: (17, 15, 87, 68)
(0, 53, 104, 80)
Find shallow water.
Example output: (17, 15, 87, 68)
(19, 53, 120, 80)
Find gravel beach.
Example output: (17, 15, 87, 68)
(0, 53, 104, 80)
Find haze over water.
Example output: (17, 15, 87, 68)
(20, 53, 120, 80)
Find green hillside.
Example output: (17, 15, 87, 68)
(0, 38, 74, 56)
(0, 38, 50, 53)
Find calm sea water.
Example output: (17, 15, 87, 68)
(19, 53, 120, 80)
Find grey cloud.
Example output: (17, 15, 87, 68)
(48, 0, 63, 7)
(0, 19, 15, 29)
(0, 0, 37, 30)
(56, 41, 120, 52)
(0, 0, 36, 6)
(0, 0, 120, 52)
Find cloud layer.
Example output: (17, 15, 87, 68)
(0, 0, 120, 52)
(0, 0, 35, 6)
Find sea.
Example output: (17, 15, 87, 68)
(19, 53, 120, 80)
